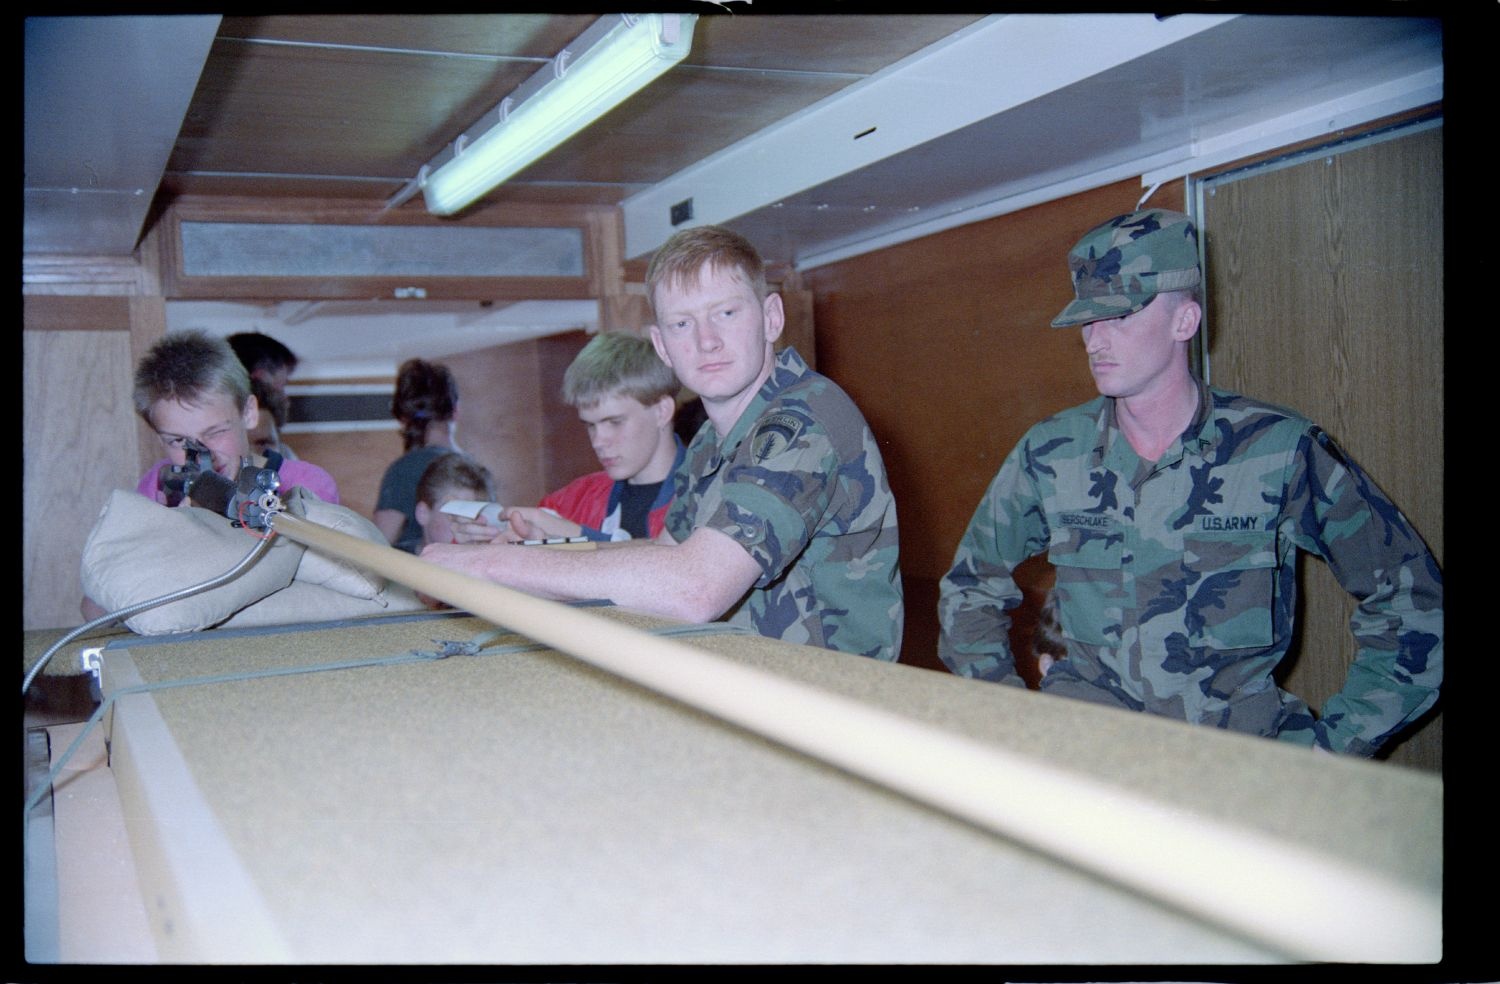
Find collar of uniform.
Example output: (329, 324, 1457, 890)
(1095, 397, 1138, 474)
(709, 346, 810, 463)
(1182, 377, 1215, 454)
(657, 436, 688, 508)
(1092, 377, 1214, 468)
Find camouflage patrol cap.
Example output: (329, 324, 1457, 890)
(1051, 208, 1201, 328)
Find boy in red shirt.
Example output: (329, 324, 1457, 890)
(505, 331, 683, 543)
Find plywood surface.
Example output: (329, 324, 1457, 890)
(48, 607, 1442, 964)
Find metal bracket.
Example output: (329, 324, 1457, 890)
(426, 639, 484, 659)
(79, 646, 111, 763)
(81, 647, 103, 703)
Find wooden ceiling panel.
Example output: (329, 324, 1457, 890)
(158, 14, 992, 205)
(170, 39, 537, 178)
(687, 14, 987, 74)
(157, 173, 403, 201)
(216, 14, 599, 59)
(515, 64, 864, 186)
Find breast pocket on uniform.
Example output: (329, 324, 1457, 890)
(1047, 522, 1123, 646)
(1181, 531, 1277, 649)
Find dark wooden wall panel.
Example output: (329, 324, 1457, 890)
(535, 330, 602, 499)
(807, 179, 1184, 670)
(449, 339, 542, 509)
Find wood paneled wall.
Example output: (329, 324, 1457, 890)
(805, 179, 1185, 672)
(1199, 123, 1443, 771)
(24, 330, 143, 631)
(23, 256, 167, 632)
(283, 430, 401, 523)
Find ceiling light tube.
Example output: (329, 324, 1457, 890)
(422, 13, 697, 216)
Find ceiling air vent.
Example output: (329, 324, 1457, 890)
(179, 222, 585, 279)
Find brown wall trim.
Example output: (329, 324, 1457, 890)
(23, 295, 134, 332)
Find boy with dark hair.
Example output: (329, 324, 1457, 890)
(410, 452, 499, 609)
(228, 331, 298, 390)
(229, 332, 299, 448)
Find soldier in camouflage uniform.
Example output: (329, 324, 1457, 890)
(938, 208, 1442, 756)
(654, 227, 903, 661)
(424, 226, 903, 661)
(666, 344, 903, 660)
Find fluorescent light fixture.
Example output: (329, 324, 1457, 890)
(419, 13, 697, 216)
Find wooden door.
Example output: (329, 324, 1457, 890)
(1196, 121, 1443, 771)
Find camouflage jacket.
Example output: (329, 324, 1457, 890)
(938, 383, 1443, 756)
(667, 347, 904, 661)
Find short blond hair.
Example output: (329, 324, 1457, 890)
(645, 225, 768, 322)
(561, 331, 678, 409)
(133, 330, 251, 421)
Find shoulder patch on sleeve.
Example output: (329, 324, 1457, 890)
(751, 411, 805, 463)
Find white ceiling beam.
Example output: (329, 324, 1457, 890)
(795, 144, 1197, 273)
(621, 12, 1237, 259)
(797, 66, 1443, 273)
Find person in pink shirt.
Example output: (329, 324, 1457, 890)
(132, 330, 339, 505)
(83, 330, 340, 622)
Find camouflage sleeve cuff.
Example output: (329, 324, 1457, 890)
(710, 480, 818, 587)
